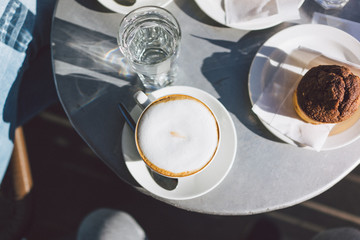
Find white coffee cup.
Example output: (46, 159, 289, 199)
(134, 91, 220, 178)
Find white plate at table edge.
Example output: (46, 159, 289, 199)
(248, 24, 360, 151)
(194, 0, 304, 30)
(121, 86, 237, 200)
(98, 0, 173, 14)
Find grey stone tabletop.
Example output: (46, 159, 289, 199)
(51, 0, 360, 215)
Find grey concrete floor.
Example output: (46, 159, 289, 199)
(21, 103, 360, 240)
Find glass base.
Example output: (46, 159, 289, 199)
(137, 69, 177, 90)
(314, 0, 349, 9)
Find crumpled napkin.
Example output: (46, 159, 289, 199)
(252, 49, 329, 151)
(252, 47, 360, 151)
(253, 13, 360, 151)
(224, 0, 302, 25)
(252, 13, 360, 151)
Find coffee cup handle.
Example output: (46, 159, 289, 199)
(133, 91, 153, 110)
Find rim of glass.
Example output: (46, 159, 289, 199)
(117, 6, 181, 65)
(117, 6, 181, 45)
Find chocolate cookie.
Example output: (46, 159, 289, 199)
(296, 65, 360, 123)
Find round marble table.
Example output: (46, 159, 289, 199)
(51, 0, 360, 214)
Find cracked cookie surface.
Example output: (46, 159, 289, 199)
(296, 65, 360, 123)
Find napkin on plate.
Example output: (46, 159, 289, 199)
(224, 0, 301, 25)
(252, 13, 360, 151)
(252, 46, 360, 151)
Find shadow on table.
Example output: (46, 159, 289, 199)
(197, 23, 295, 143)
(52, 18, 137, 81)
(74, 0, 113, 13)
(174, 0, 224, 27)
(299, 0, 360, 22)
(55, 72, 140, 186)
(52, 18, 145, 185)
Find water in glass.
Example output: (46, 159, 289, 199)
(119, 7, 181, 90)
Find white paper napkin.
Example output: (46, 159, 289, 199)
(252, 13, 360, 151)
(224, 0, 301, 25)
(252, 49, 330, 151)
(252, 46, 360, 151)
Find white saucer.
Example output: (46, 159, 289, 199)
(121, 86, 237, 200)
(249, 24, 360, 150)
(194, 0, 304, 30)
(98, 0, 173, 14)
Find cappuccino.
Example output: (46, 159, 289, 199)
(135, 94, 219, 177)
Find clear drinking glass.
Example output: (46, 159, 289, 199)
(314, 0, 350, 9)
(118, 6, 181, 90)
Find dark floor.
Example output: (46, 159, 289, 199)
(17, 103, 360, 239)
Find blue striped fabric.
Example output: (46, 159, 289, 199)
(0, 0, 35, 183)
(0, 0, 33, 51)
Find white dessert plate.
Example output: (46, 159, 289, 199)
(249, 24, 360, 150)
(194, 0, 304, 30)
(121, 86, 237, 200)
(98, 0, 173, 14)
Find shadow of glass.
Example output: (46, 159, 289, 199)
(197, 23, 295, 144)
(52, 18, 149, 185)
(52, 18, 136, 80)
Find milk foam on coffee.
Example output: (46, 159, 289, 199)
(136, 95, 219, 176)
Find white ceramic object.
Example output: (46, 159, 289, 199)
(249, 24, 360, 150)
(122, 86, 237, 200)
